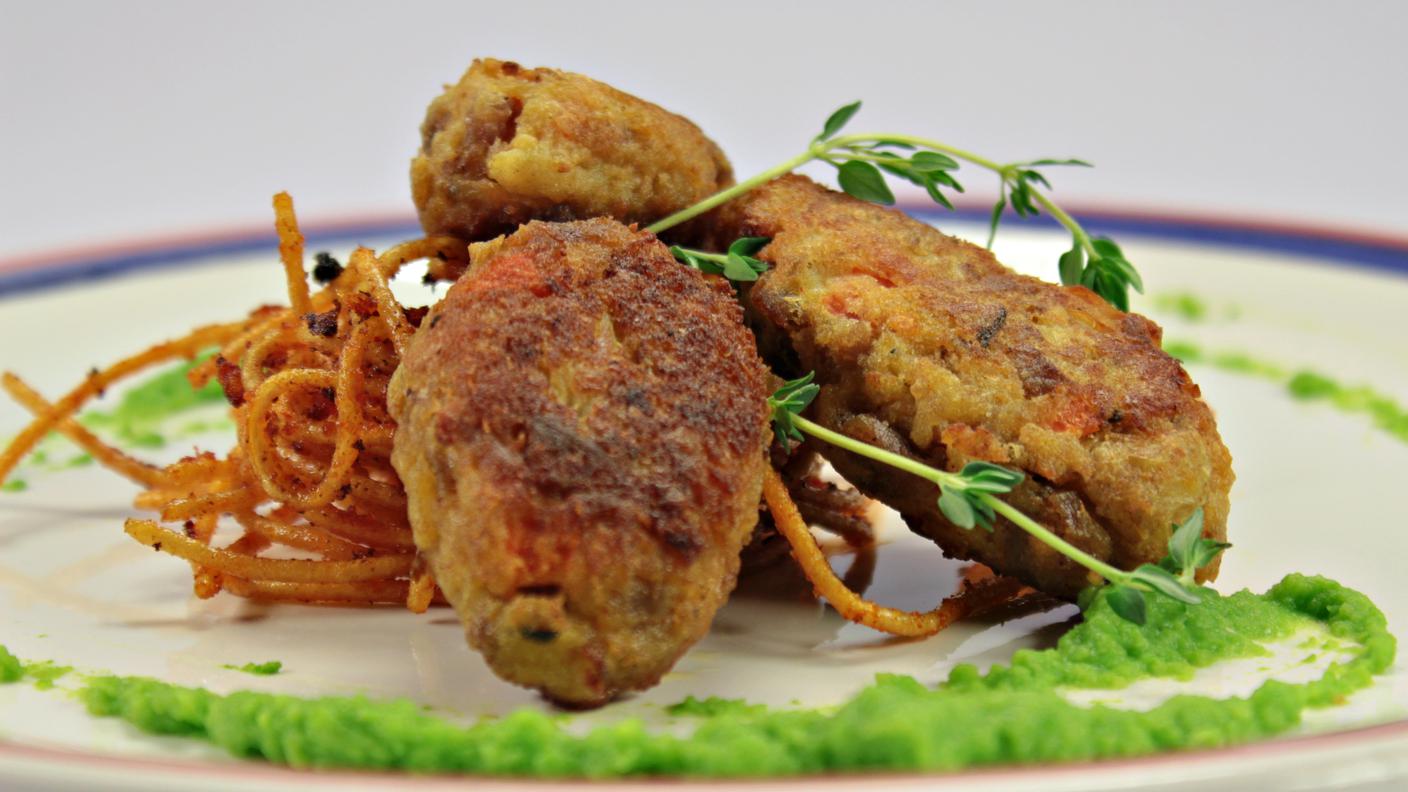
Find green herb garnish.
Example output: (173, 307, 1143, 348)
(766, 374, 1222, 624)
(767, 371, 820, 453)
(1160, 507, 1233, 585)
(224, 661, 282, 676)
(669, 237, 770, 282)
(647, 102, 1143, 311)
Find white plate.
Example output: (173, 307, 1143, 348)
(1, 209, 1406, 790)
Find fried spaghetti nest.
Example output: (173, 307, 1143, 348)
(0, 194, 471, 610)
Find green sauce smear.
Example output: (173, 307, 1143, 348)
(3, 356, 231, 493)
(3, 574, 1390, 778)
(24, 661, 73, 691)
(1167, 340, 1408, 445)
(224, 661, 283, 676)
(0, 646, 21, 683)
(666, 696, 767, 718)
(1153, 291, 1211, 322)
(1149, 291, 1246, 323)
(78, 354, 227, 448)
(0, 649, 71, 689)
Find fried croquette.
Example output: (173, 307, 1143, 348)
(388, 218, 770, 706)
(412, 58, 733, 242)
(704, 176, 1233, 600)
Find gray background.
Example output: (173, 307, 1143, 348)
(1, 0, 1404, 259)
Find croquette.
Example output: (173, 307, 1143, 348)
(703, 175, 1234, 600)
(388, 218, 770, 706)
(412, 59, 732, 242)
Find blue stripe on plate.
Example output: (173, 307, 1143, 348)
(1, 209, 1404, 299)
(0, 221, 423, 299)
(923, 207, 1408, 276)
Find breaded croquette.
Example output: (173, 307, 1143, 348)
(704, 176, 1233, 600)
(388, 218, 770, 706)
(412, 59, 732, 241)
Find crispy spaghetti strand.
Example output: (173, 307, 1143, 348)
(0, 322, 242, 484)
(273, 192, 312, 315)
(352, 248, 414, 357)
(223, 576, 447, 606)
(125, 519, 413, 582)
(1, 373, 163, 487)
(376, 236, 469, 280)
(762, 466, 1025, 637)
(406, 553, 436, 613)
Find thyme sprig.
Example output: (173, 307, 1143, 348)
(646, 102, 1143, 311)
(767, 370, 819, 454)
(1102, 508, 1231, 624)
(766, 374, 1223, 624)
(1160, 507, 1232, 586)
(670, 237, 770, 282)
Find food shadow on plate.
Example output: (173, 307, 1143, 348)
(717, 536, 1073, 662)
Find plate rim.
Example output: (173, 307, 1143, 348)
(1, 207, 1405, 786)
(0, 202, 1404, 300)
